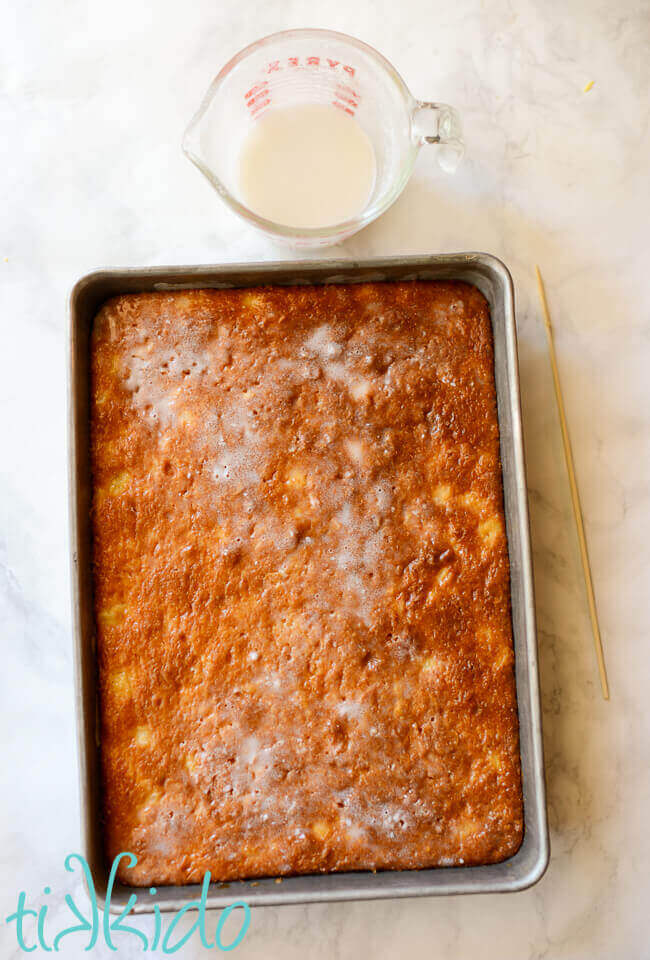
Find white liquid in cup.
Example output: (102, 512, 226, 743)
(238, 103, 376, 230)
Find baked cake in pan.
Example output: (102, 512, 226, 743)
(90, 280, 523, 885)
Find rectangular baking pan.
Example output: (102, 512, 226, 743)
(69, 253, 548, 912)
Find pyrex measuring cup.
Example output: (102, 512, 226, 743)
(183, 29, 464, 247)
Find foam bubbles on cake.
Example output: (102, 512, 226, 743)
(301, 324, 376, 401)
(325, 499, 395, 626)
(303, 325, 343, 361)
(336, 699, 364, 720)
(122, 342, 212, 427)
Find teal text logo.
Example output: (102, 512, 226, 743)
(5, 853, 251, 953)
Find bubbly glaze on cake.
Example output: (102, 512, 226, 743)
(90, 281, 523, 885)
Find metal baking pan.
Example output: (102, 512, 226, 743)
(69, 253, 548, 912)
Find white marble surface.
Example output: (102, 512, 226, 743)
(2, 0, 650, 956)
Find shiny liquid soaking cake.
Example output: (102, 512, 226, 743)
(90, 280, 523, 885)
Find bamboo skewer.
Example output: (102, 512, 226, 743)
(535, 266, 609, 700)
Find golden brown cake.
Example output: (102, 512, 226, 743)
(90, 280, 523, 886)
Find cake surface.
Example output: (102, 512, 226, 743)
(90, 280, 523, 885)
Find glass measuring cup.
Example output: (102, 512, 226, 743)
(183, 29, 464, 247)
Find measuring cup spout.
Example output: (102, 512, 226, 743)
(412, 101, 464, 173)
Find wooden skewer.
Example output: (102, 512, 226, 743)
(535, 266, 609, 700)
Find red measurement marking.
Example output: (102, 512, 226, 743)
(246, 81, 270, 109)
(244, 81, 271, 115)
(250, 98, 271, 116)
(247, 90, 269, 108)
(244, 81, 268, 100)
(334, 83, 360, 109)
(245, 81, 271, 116)
(251, 57, 359, 117)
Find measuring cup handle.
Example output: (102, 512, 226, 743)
(412, 101, 464, 173)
